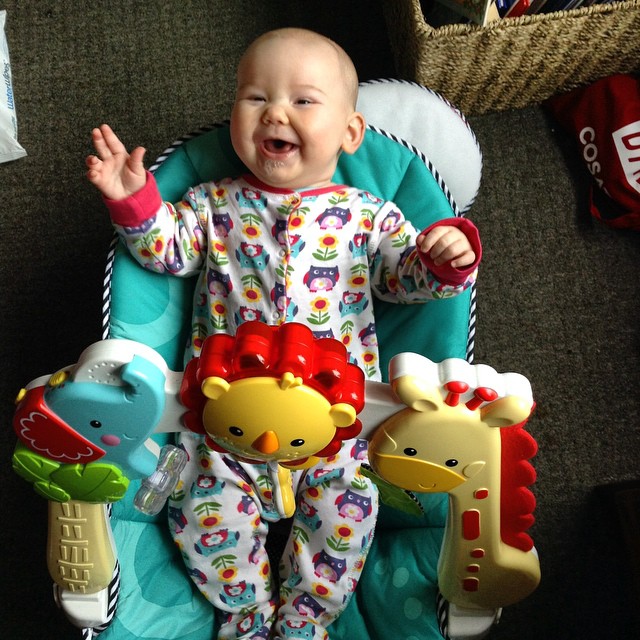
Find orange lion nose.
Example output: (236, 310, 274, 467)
(252, 430, 280, 454)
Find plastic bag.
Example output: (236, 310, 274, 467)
(1, 10, 26, 163)
(546, 74, 640, 231)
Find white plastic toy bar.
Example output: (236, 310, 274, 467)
(12, 321, 539, 639)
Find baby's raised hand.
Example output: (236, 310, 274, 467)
(417, 224, 476, 269)
(86, 124, 147, 200)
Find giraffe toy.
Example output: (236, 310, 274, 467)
(368, 352, 540, 637)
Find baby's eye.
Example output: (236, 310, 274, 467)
(295, 98, 314, 105)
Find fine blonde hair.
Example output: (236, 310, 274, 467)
(238, 28, 359, 108)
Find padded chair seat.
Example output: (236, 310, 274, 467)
(98, 81, 480, 640)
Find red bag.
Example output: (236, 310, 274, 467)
(546, 74, 640, 231)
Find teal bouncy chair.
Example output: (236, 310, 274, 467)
(13, 80, 540, 640)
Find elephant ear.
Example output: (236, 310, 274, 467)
(13, 385, 105, 464)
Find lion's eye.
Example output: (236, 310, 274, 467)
(445, 459, 459, 467)
(403, 448, 417, 456)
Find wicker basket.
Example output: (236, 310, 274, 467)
(382, 0, 640, 114)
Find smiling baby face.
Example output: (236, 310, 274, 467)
(229, 28, 365, 191)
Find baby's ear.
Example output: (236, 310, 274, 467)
(342, 112, 366, 155)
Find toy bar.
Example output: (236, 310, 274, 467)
(12, 322, 539, 639)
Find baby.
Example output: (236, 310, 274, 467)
(87, 28, 481, 640)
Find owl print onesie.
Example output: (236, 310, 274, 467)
(106, 171, 481, 640)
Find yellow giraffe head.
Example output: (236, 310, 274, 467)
(369, 354, 534, 492)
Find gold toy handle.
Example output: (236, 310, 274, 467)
(47, 500, 116, 594)
(268, 462, 296, 519)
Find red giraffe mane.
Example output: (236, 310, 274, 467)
(499, 421, 538, 552)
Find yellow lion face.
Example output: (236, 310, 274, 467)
(201, 375, 356, 463)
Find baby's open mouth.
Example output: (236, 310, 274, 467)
(263, 139, 297, 154)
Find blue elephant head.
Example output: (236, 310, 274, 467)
(14, 340, 168, 479)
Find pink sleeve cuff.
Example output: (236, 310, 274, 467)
(104, 171, 163, 227)
(417, 217, 482, 286)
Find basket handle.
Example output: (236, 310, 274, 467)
(410, 0, 437, 35)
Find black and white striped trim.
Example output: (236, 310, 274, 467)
(436, 590, 451, 640)
(101, 235, 118, 340)
(80, 560, 120, 639)
(466, 285, 477, 364)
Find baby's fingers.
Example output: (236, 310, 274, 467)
(85, 155, 98, 179)
(417, 226, 448, 254)
(85, 151, 106, 178)
(85, 153, 101, 169)
(129, 145, 147, 171)
(418, 226, 461, 263)
(418, 227, 474, 267)
(90, 127, 110, 158)
(431, 237, 468, 266)
(91, 124, 127, 159)
(450, 249, 476, 269)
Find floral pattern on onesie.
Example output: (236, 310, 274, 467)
(169, 434, 376, 640)
(111, 174, 479, 380)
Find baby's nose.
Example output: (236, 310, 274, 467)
(262, 104, 289, 125)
